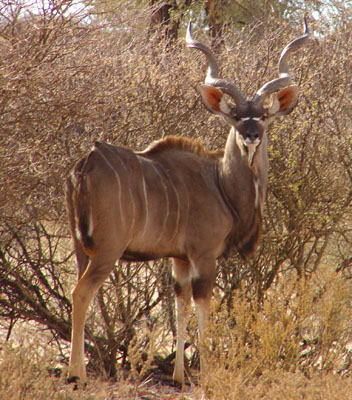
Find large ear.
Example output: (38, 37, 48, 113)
(198, 84, 231, 115)
(268, 85, 299, 117)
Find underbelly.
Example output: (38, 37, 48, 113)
(121, 249, 187, 262)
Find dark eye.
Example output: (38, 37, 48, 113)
(233, 115, 241, 122)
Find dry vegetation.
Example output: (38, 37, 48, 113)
(1, 1, 351, 398)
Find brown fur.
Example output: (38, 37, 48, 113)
(141, 135, 222, 160)
(237, 207, 262, 258)
(222, 201, 262, 261)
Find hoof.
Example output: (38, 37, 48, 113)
(66, 376, 86, 390)
(67, 375, 79, 384)
(172, 373, 184, 387)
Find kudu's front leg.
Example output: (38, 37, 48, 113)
(172, 256, 216, 384)
(191, 256, 216, 382)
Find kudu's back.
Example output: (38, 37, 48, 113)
(66, 139, 233, 271)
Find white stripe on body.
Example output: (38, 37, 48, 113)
(137, 158, 149, 239)
(128, 182, 137, 235)
(141, 175, 149, 237)
(164, 169, 181, 244)
(95, 148, 125, 228)
(105, 148, 137, 235)
(150, 163, 170, 245)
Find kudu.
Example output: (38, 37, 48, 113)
(66, 20, 309, 385)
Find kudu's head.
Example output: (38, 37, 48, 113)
(186, 19, 309, 162)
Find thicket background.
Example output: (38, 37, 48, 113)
(1, 1, 351, 399)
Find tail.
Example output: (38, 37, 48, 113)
(65, 176, 77, 247)
(76, 180, 94, 253)
(66, 159, 93, 278)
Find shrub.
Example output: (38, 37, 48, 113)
(0, 0, 351, 390)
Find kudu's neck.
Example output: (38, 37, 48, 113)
(219, 127, 268, 218)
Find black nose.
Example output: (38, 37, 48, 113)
(247, 132, 259, 140)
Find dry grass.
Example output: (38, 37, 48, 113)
(201, 271, 352, 399)
(1, 336, 351, 400)
(2, 271, 351, 399)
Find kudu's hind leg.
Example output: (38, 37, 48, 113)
(172, 258, 192, 385)
(68, 255, 119, 383)
(75, 245, 89, 280)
